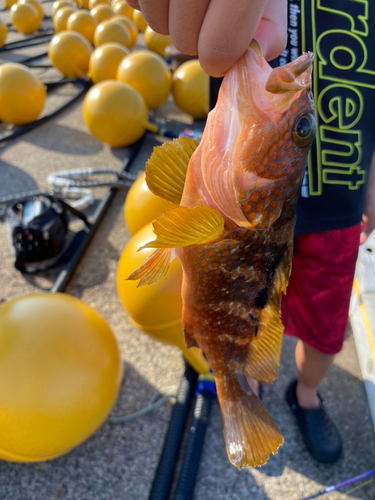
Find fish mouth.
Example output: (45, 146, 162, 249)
(265, 51, 314, 95)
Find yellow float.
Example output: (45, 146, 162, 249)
(66, 10, 98, 45)
(110, 14, 137, 47)
(132, 8, 147, 32)
(90, 3, 114, 23)
(49, 31, 93, 78)
(172, 59, 209, 119)
(4, 0, 17, 8)
(53, 5, 76, 33)
(112, 0, 133, 18)
(117, 50, 171, 109)
(0, 63, 46, 125)
(88, 0, 110, 8)
(18, 0, 44, 20)
(0, 293, 121, 462)
(83, 80, 157, 147)
(124, 171, 175, 235)
(10, 2, 41, 34)
(94, 18, 131, 48)
(117, 223, 209, 373)
(88, 42, 129, 83)
(0, 19, 7, 48)
(144, 26, 172, 58)
(51, 0, 72, 18)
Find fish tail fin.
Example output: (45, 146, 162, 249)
(127, 248, 174, 287)
(216, 373, 283, 469)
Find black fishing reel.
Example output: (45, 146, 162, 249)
(7, 194, 90, 273)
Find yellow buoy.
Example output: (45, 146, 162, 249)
(94, 19, 131, 48)
(4, 0, 18, 8)
(0, 63, 46, 125)
(132, 8, 147, 32)
(112, 0, 133, 18)
(66, 10, 98, 45)
(49, 31, 93, 78)
(53, 5, 76, 32)
(117, 223, 210, 374)
(10, 2, 41, 34)
(0, 293, 121, 462)
(83, 80, 157, 147)
(124, 171, 175, 235)
(110, 15, 137, 47)
(89, 42, 129, 83)
(172, 59, 208, 119)
(88, 0, 110, 8)
(90, 3, 114, 23)
(0, 19, 8, 48)
(144, 26, 172, 58)
(51, 0, 73, 18)
(18, 0, 44, 20)
(117, 50, 171, 110)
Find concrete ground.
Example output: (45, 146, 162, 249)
(0, 4, 375, 500)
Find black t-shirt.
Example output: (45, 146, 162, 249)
(271, 0, 375, 235)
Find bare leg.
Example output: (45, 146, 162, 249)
(295, 340, 335, 409)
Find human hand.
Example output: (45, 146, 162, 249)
(126, 0, 287, 77)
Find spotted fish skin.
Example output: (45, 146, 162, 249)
(128, 41, 316, 469)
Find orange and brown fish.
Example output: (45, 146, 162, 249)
(128, 41, 316, 469)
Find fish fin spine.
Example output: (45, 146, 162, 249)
(146, 137, 199, 205)
(127, 248, 174, 287)
(217, 375, 283, 469)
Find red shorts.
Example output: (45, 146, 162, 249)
(281, 224, 362, 355)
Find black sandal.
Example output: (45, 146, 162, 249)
(285, 379, 343, 463)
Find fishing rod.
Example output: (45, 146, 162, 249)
(172, 374, 216, 500)
(148, 361, 198, 500)
(0, 31, 53, 51)
(299, 469, 375, 500)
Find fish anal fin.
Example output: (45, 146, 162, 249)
(140, 206, 225, 250)
(127, 248, 174, 287)
(217, 374, 283, 469)
(146, 137, 199, 205)
(245, 242, 293, 383)
(245, 296, 284, 383)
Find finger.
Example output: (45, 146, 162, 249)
(126, 0, 140, 9)
(169, 0, 210, 56)
(137, 0, 170, 34)
(197, 0, 269, 77)
(254, 0, 287, 61)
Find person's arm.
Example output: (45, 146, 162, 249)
(360, 149, 375, 244)
(126, 0, 287, 77)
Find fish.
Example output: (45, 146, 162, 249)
(127, 40, 316, 469)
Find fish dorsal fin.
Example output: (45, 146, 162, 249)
(146, 137, 199, 205)
(139, 206, 225, 250)
(245, 241, 293, 383)
(127, 248, 174, 287)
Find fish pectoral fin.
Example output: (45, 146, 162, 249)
(127, 248, 174, 287)
(139, 206, 225, 250)
(217, 374, 283, 469)
(245, 242, 293, 383)
(146, 137, 199, 205)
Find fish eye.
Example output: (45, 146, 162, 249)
(293, 114, 316, 148)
